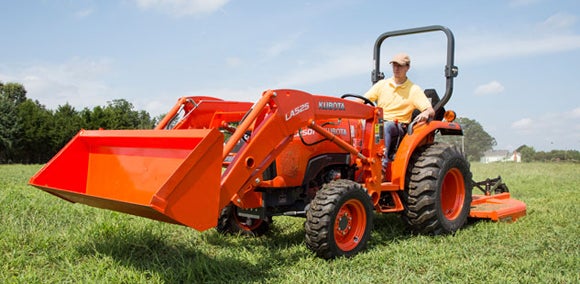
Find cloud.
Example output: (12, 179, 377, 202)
(133, 0, 229, 17)
(1, 57, 116, 111)
(508, 0, 542, 7)
(264, 32, 303, 58)
(509, 107, 580, 150)
(276, 43, 370, 87)
(572, 107, 580, 118)
(538, 12, 577, 31)
(226, 57, 242, 68)
(74, 8, 94, 19)
(474, 81, 505, 96)
(459, 33, 580, 66)
(458, 12, 580, 66)
(512, 118, 534, 130)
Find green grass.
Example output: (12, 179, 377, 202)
(1, 163, 578, 283)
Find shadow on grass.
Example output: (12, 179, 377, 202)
(369, 213, 488, 249)
(76, 220, 307, 283)
(75, 212, 483, 282)
(369, 213, 412, 245)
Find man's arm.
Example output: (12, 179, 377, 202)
(415, 106, 435, 122)
(412, 86, 435, 122)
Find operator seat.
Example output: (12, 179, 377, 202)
(411, 89, 445, 121)
(389, 89, 445, 160)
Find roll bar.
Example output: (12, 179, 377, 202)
(371, 25, 459, 112)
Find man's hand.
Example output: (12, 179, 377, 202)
(416, 106, 435, 123)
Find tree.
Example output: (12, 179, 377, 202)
(81, 99, 155, 130)
(14, 99, 54, 163)
(0, 82, 27, 105)
(52, 103, 83, 150)
(0, 95, 17, 162)
(0, 82, 28, 163)
(102, 99, 138, 129)
(80, 106, 105, 130)
(136, 110, 155, 129)
(437, 117, 496, 161)
(514, 145, 579, 162)
(516, 145, 536, 162)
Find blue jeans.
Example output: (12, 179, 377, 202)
(383, 121, 404, 167)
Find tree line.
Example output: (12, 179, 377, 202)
(517, 145, 580, 163)
(0, 81, 156, 164)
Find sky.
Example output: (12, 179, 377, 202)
(1, 0, 579, 151)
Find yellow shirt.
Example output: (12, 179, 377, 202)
(364, 77, 431, 123)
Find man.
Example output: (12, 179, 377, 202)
(363, 52, 434, 164)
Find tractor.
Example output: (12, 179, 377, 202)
(29, 25, 526, 259)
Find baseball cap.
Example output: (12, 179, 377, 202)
(389, 53, 410, 66)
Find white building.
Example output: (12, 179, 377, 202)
(480, 150, 521, 163)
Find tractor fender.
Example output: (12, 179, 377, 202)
(390, 121, 463, 189)
(302, 153, 351, 187)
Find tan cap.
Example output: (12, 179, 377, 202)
(389, 53, 410, 66)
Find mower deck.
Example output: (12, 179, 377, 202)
(470, 192, 527, 222)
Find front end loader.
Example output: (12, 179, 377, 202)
(29, 25, 526, 259)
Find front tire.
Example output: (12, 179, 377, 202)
(401, 143, 472, 235)
(305, 180, 374, 259)
(216, 204, 270, 237)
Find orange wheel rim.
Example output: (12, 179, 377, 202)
(334, 199, 367, 251)
(440, 168, 465, 220)
(234, 213, 263, 231)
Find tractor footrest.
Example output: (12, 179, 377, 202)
(470, 192, 526, 222)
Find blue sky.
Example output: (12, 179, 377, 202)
(1, 0, 579, 151)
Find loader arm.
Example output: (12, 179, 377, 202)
(220, 89, 382, 209)
(156, 96, 253, 130)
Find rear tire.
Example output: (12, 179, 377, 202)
(401, 143, 472, 235)
(216, 204, 270, 237)
(305, 180, 374, 259)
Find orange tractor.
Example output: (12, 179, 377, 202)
(29, 25, 526, 259)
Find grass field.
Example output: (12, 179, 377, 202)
(1, 163, 578, 283)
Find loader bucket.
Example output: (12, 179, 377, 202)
(29, 128, 223, 231)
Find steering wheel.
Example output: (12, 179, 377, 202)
(341, 94, 375, 106)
